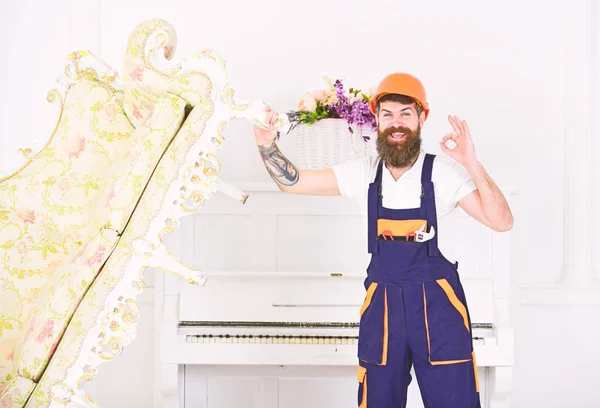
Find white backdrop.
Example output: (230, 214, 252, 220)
(0, 0, 599, 407)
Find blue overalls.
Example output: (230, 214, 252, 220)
(356, 154, 481, 408)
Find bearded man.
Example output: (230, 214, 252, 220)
(253, 73, 513, 408)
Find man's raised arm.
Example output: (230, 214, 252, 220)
(254, 107, 340, 196)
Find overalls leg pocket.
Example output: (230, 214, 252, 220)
(422, 276, 473, 364)
(357, 283, 389, 366)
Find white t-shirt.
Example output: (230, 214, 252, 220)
(332, 149, 477, 263)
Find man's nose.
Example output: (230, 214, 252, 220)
(391, 118, 405, 127)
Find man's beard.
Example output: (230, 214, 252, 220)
(376, 124, 422, 168)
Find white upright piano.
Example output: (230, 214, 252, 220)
(157, 183, 515, 408)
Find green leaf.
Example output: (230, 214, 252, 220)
(322, 76, 334, 89)
(89, 102, 103, 112)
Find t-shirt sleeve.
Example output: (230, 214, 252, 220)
(332, 157, 372, 199)
(435, 155, 477, 206)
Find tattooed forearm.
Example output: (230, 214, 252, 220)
(258, 143, 299, 187)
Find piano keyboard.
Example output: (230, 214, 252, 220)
(186, 335, 359, 345)
(181, 323, 492, 346)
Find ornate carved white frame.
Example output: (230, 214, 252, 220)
(0, 19, 289, 408)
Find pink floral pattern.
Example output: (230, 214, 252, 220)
(85, 246, 107, 267)
(129, 66, 144, 82)
(104, 182, 116, 208)
(68, 136, 86, 159)
(21, 209, 35, 224)
(1, 18, 217, 407)
(36, 320, 55, 344)
(1, 393, 14, 407)
(23, 318, 36, 343)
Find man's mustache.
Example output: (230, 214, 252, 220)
(379, 126, 415, 138)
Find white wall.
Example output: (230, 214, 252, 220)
(1, 0, 599, 407)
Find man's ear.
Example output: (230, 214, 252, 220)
(418, 110, 426, 127)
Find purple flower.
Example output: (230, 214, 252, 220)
(288, 78, 378, 135)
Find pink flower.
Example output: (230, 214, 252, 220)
(1, 393, 13, 407)
(310, 90, 329, 103)
(130, 66, 144, 82)
(58, 178, 69, 192)
(75, 242, 89, 259)
(86, 246, 107, 267)
(0, 381, 8, 396)
(104, 182, 116, 208)
(16, 241, 27, 255)
(146, 105, 155, 119)
(132, 105, 143, 120)
(36, 320, 55, 344)
(69, 136, 86, 159)
(22, 209, 35, 224)
(297, 93, 317, 112)
(105, 104, 117, 121)
(7, 351, 14, 361)
(24, 318, 36, 342)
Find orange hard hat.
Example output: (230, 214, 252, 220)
(369, 73, 430, 120)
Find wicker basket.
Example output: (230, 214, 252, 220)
(291, 118, 378, 170)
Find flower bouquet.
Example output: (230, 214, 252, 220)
(286, 77, 378, 169)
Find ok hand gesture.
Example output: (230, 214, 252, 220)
(440, 115, 478, 169)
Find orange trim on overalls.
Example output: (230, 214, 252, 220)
(436, 279, 470, 331)
(377, 219, 427, 237)
(357, 365, 367, 407)
(381, 288, 388, 366)
(359, 283, 389, 366)
(472, 351, 480, 392)
(360, 283, 378, 317)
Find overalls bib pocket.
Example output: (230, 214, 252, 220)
(376, 218, 430, 270)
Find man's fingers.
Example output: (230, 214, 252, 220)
(448, 115, 462, 136)
(439, 141, 451, 153)
(462, 120, 472, 138)
(265, 111, 274, 123)
(442, 133, 458, 143)
(454, 115, 466, 135)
